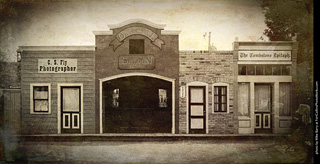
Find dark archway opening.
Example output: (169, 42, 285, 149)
(102, 76, 172, 133)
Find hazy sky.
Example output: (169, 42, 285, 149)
(2, 0, 267, 62)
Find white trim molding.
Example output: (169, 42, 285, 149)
(161, 30, 181, 35)
(62, 113, 71, 129)
(108, 19, 166, 29)
(92, 30, 113, 35)
(99, 73, 176, 134)
(18, 46, 95, 52)
(212, 83, 230, 114)
(30, 83, 51, 114)
(186, 81, 209, 134)
(57, 83, 84, 134)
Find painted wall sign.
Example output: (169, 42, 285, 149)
(180, 86, 186, 98)
(38, 59, 77, 73)
(110, 27, 164, 51)
(118, 55, 155, 70)
(238, 51, 291, 61)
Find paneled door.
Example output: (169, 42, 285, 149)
(254, 84, 272, 133)
(61, 86, 81, 134)
(188, 86, 206, 134)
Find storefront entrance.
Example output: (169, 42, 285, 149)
(188, 86, 206, 134)
(61, 86, 81, 134)
(254, 84, 272, 133)
(102, 76, 172, 133)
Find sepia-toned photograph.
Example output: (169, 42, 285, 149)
(0, 0, 315, 163)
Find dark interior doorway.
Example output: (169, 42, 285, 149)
(102, 76, 172, 133)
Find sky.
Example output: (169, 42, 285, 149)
(1, 0, 267, 62)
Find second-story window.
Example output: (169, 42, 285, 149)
(129, 39, 144, 54)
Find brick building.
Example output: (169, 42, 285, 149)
(13, 19, 297, 135)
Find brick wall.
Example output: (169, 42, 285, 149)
(179, 50, 236, 134)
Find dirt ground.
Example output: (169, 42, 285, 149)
(3, 137, 312, 164)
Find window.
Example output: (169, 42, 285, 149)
(238, 65, 291, 76)
(279, 83, 291, 116)
(30, 84, 51, 114)
(282, 65, 291, 75)
(213, 84, 228, 113)
(238, 65, 246, 75)
(247, 65, 255, 75)
(256, 65, 264, 75)
(129, 39, 144, 54)
(238, 83, 250, 116)
(272, 65, 281, 75)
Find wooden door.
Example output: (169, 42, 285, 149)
(189, 86, 206, 134)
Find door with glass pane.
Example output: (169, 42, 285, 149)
(189, 86, 206, 134)
(254, 84, 272, 133)
(61, 86, 81, 134)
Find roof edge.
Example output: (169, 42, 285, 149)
(17, 46, 95, 52)
(108, 19, 166, 29)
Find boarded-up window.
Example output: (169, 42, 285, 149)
(238, 83, 250, 116)
(279, 83, 291, 116)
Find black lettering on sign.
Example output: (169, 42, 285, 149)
(118, 55, 155, 70)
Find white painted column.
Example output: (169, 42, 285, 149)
(250, 82, 255, 134)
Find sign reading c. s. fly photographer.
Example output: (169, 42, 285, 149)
(38, 59, 77, 73)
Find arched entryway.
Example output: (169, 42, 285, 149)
(100, 73, 175, 133)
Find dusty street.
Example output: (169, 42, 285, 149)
(6, 137, 311, 164)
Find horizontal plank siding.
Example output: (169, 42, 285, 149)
(21, 49, 95, 134)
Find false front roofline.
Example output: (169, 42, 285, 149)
(17, 46, 95, 52)
(107, 19, 166, 29)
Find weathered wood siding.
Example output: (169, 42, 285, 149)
(20, 49, 95, 134)
(2, 89, 21, 135)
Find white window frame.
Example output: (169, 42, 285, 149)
(255, 114, 262, 128)
(212, 83, 229, 113)
(263, 114, 271, 129)
(72, 113, 80, 129)
(30, 83, 51, 114)
(63, 113, 71, 129)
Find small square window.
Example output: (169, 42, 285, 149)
(272, 65, 281, 75)
(247, 65, 255, 75)
(238, 65, 247, 75)
(129, 39, 144, 54)
(30, 84, 51, 114)
(265, 65, 272, 75)
(256, 65, 264, 75)
(282, 65, 291, 75)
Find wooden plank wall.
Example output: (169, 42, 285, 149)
(21, 51, 95, 134)
(3, 89, 21, 135)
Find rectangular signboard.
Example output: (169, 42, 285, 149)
(118, 55, 155, 70)
(38, 59, 77, 73)
(238, 51, 291, 61)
